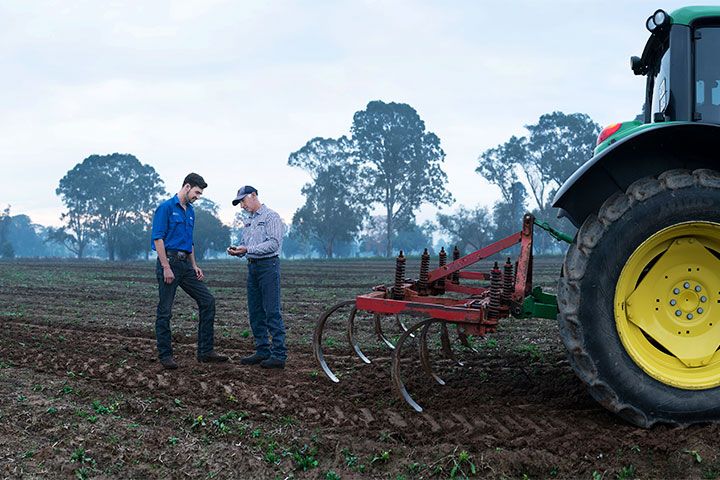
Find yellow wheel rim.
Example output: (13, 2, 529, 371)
(615, 221, 720, 389)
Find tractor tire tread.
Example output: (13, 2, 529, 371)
(558, 168, 719, 428)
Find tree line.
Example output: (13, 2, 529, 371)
(0, 101, 600, 260)
(285, 101, 599, 258)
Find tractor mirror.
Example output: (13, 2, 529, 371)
(630, 56, 644, 75)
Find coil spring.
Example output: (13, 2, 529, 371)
(437, 247, 447, 290)
(488, 261, 502, 321)
(502, 257, 514, 306)
(418, 248, 430, 295)
(393, 250, 406, 300)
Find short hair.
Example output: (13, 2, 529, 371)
(183, 173, 207, 189)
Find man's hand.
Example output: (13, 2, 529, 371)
(227, 246, 248, 256)
(162, 264, 175, 284)
(193, 265, 204, 281)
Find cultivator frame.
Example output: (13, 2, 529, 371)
(313, 213, 561, 411)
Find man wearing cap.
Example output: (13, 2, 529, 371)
(151, 172, 229, 369)
(227, 186, 287, 369)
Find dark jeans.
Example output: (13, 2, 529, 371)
(156, 258, 215, 359)
(247, 257, 286, 361)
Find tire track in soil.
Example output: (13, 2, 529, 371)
(0, 319, 648, 457)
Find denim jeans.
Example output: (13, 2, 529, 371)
(156, 257, 216, 359)
(247, 257, 286, 361)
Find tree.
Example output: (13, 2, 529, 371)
(352, 100, 453, 257)
(0, 206, 14, 258)
(492, 182, 528, 240)
(5, 214, 46, 257)
(56, 153, 165, 260)
(436, 205, 495, 252)
(193, 198, 231, 260)
(359, 216, 433, 256)
(288, 137, 366, 258)
(477, 111, 600, 211)
(282, 225, 312, 258)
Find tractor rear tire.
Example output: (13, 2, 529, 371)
(558, 168, 720, 427)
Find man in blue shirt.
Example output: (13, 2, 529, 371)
(227, 185, 287, 369)
(151, 172, 228, 369)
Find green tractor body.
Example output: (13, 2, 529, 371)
(553, 6, 720, 427)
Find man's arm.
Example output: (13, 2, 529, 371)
(154, 239, 175, 284)
(189, 248, 204, 280)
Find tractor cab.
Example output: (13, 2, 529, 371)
(633, 7, 720, 126)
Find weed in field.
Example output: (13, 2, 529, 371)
(280, 415, 297, 426)
(251, 428, 262, 438)
(371, 449, 391, 465)
(516, 343, 543, 362)
(70, 447, 96, 480)
(448, 449, 476, 478)
(630, 445, 640, 453)
(191, 415, 206, 429)
(324, 336, 337, 347)
(342, 448, 364, 472)
(310, 370, 319, 378)
(46, 407, 58, 415)
(174, 398, 183, 407)
(483, 338, 498, 348)
(0, 361, 11, 368)
(22, 449, 35, 459)
(240, 329, 250, 338)
(168, 436, 179, 446)
(616, 465, 636, 480)
(685, 449, 703, 464)
(592, 471, 604, 480)
(17, 394, 27, 402)
(293, 444, 319, 471)
(32, 384, 45, 392)
(92, 400, 119, 415)
(58, 383, 74, 396)
(324, 470, 341, 480)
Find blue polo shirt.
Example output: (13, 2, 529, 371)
(151, 195, 195, 252)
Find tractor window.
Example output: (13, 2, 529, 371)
(694, 26, 720, 123)
(651, 48, 671, 121)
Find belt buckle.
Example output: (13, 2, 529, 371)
(177, 251, 187, 260)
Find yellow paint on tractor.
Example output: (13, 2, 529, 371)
(615, 222, 720, 389)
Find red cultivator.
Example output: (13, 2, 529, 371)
(313, 213, 558, 411)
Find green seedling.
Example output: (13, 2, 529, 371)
(371, 450, 391, 465)
(168, 436, 179, 446)
(685, 450, 703, 464)
(240, 329, 250, 338)
(617, 465, 636, 480)
(293, 444, 319, 471)
(325, 470, 341, 480)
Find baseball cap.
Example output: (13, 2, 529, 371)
(232, 185, 258, 206)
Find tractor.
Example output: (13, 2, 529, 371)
(313, 6, 720, 427)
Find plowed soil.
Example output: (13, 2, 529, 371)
(1, 258, 719, 479)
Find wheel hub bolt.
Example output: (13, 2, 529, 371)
(687, 313, 694, 320)
(670, 299, 677, 306)
(701, 296, 707, 303)
(698, 308, 704, 314)
(674, 288, 680, 294)
(675, 310, 682, 316)
(684, 282, 691, 289)
(695, 285, 702, 292)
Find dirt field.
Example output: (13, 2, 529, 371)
(1, 257, 720, 479)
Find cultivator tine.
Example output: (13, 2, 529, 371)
(313, 299, 356, 383)
(419, 320, 445, 386)
(440, 323, 463, 366)
(457, 329, 477, 353)
(374, 314, 397, 350)
(346, 305, 371, 364)
(391, 318, 436, 413)
(395, 314, 415, 338)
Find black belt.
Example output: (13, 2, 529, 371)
(167, 250, 190, 261)
(247, 255, 278, 264)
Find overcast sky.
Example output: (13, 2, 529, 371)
(2, 0, 714, 227)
